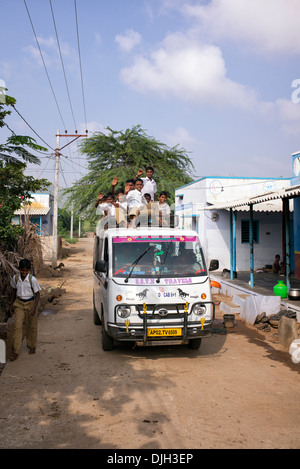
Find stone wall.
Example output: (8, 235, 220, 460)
(40, 235, 63, 261)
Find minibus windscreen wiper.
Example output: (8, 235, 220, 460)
(124, 246, 153, 283)
(156, 242, 171, 283)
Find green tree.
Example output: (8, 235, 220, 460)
(0, 89, 50, 249)
(0, 163, 50, 249)
(0, 89, 47, 165)
(64, 125, 194, 214)
(57, 208, 79, 237)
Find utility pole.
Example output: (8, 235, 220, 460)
(78, 216, 81, 238)
(52, 130, 87, 267)
(70, 204, 74, 239)
(52, 131, 60, 268)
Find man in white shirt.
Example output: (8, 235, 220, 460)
(136, 167, 157, 201)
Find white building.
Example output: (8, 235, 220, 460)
(13, 192, 54, 236)
(175, 177, 291, 272)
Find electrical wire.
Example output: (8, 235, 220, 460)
(23, 0, 67, 131)
(178, 177, 290, 192)
(49, 0, 77, 131)
(23, 0, 89, 189)
(59, 160, 69, 187)
(34, 151, 51, 179)
(60, 152, 88, 172)
(74, 0, 88, 132)
(12, 104, 55, 151)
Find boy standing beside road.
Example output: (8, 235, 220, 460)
(9, 259, 41, 361)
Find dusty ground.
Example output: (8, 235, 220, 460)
(0, 236, 299, 450)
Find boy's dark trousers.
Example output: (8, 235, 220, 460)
(12, 298, 38, 354)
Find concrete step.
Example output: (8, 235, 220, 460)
(220, 300, 241, 315)
(232, 294, 250, 308)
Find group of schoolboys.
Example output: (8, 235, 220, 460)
(7, 169, 169, 361)
(95, 167, 170, 227)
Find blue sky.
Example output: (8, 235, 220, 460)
(1, 0, 300, 188)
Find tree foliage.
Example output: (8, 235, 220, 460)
(57, 208, 80, 237)
(0, 88, 48, 165)
(0, 162, 50, 250)
(0, 89, 50, 249)
(64, 125, 194, 214)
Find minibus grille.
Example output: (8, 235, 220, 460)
(136, 303, 189, 319)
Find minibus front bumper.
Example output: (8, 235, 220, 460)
(107, 301, 215, 345)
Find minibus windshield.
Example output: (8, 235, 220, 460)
(112, 235, 207, 278)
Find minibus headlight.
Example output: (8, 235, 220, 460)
(117, 305, 131, 318)
(193, 304, 206, 316)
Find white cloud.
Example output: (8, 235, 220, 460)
(164, 127, 197, 150)
(94, 33, 102, 46)
(181, 0, 300, 55)
(120, 32, 257, 109)
(115, 29, 142, 53)
(275, 99, 300, 135)
(0, 62, 13, 80)
(258, 97, 300, 135)
(79, 121, 108, 135)
(23, 36, 73, 68)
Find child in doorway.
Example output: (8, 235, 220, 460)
(272, 254, 285, 275)
(9, 259, 41, 361)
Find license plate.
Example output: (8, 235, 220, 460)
(147, 328, 182, 337)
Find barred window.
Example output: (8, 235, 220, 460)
(241, 220, 259, 244)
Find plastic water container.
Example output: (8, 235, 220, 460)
(273, 280, 287, 299)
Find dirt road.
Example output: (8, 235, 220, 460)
(0, 236, 299, 450)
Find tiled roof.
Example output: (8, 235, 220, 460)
(14, 207, 50, 215)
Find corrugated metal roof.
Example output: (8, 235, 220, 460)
(14, 207, 50, 215)
(204, 184, 300, 211)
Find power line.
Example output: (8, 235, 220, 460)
(59, 160, 69, 187)
(180, 178, 290, 192)
(23, 0, 67, 130)
(74, 0, 88, 132)
(60, 152, 88, 172)
(49, 0, 77, 130)
(34, 151, 52, 179)
(12, 104, 55, 151)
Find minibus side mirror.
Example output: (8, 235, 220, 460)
(209, 259, 219, 271)
(95, 260, 108, 273)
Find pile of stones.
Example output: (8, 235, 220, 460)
(254, 309, 297, 332)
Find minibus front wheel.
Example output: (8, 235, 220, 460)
(102, 328, 114, 351)
(93, 293, 101, 325)
(188, 338, 202, 350)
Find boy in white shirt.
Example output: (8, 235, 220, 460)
(103, 193, 116, 217)
(158, 191, 170, 216)
(136, 167, 157, 201)
(9, 259, 41, 360)
(127, 178, 147, 213)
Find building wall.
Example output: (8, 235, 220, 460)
(13, 192, 54, 236)
(204, 209, 283, 271)
(292, 151, 300, 279)
(175, 177, 290, 272)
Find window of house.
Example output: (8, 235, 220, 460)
(241, 220, 259, 243)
